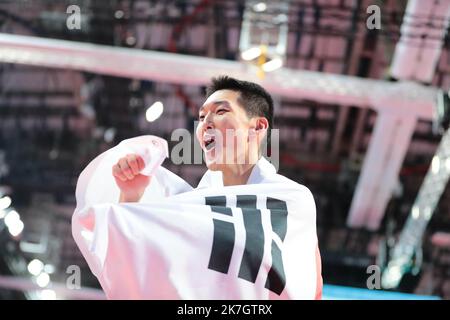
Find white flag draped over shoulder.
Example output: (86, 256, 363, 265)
(72, 135, 322, 300)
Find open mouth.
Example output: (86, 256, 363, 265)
(204, 136, 215, 151)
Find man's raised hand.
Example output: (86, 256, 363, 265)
(112, 154, 151, 202)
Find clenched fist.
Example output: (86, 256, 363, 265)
(112, 154, 151, 202)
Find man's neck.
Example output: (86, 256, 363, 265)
(221, 162, 256, 186)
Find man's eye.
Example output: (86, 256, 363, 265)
(199, 115, 205, 121)
(216, 109, 227, 114)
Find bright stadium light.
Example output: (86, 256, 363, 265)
(7, 219, 24, 237)
(145, 101, 164, 122)
(4, 209, 19, 226)
(114, 10, 124, 19)
(253, 2, 267, 12)
(241, 47, 262, 61)
(36, 272, 50, 288)
(5, 210, 20, 228)
(28, 259, 45, 276)
(262, 57, 283, 72)
(0, 196, 11, 210)
(4, 210, 24, 237)
(239, 0, 289, 77)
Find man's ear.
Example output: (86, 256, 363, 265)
(255, 117, 269, 132)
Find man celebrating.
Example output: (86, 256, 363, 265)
(73, 76, 322, 299)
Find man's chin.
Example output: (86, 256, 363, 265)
(204, 149, 221, 170)
(205, 154, 229, 171)
(205, 158, 221, 171)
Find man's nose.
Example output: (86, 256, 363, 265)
(204, 113, 214, 129)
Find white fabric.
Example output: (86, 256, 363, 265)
(72, 135, 320, 299)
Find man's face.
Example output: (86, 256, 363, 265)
(196, 89, 261, 170)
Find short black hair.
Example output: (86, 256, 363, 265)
(205, 76, 274, 147)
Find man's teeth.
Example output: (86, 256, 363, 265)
(205, 139, 215, 150)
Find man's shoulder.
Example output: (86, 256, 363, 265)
(267, 172, 314, 198)
(265, 173, 316, 221)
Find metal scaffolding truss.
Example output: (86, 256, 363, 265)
(383, 126, 450, 289)
(0, 33, 437, 121)
(347, 0, 450, 231)
(379, 0, 450, 288)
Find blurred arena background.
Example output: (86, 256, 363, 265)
(0, 0, 449, 300)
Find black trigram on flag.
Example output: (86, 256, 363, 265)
(205, 195, 288, 295)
